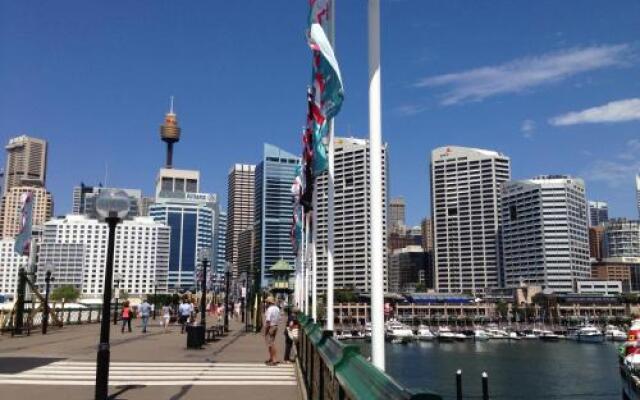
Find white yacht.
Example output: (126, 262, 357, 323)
(486, 328, 510, 339)
(473, 329, 490, 341)
(539, 330, 561, 341)
(604, 325, 627, 342)
(568, 325, 605, 343)
(437, 326, 458, 342)
(385, 320, 414, 343)
(416, 325, 436, 341)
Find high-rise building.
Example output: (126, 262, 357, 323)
(72, 184, 142, 220)
(0, 239, 28, 297)
(592, 261, 631, 292)
(589, 226, 605, 261)
(36, 215, 170, 298)
(237, 227, 255, 279)
(636, 175, 640, 218)
(226, 164, 255, 279)
(603, 219, 640, 259)
(421, 218, 433, 252)
(389, 197, 406, 231)
(213, 209, 227, 281)
(149, 191, 216, 290)
(430, 146, 510, 293)
(155, 168, 199, 199)
(315, 137, 388, 292)
(0, 186, 53, 238)
(388, 245, 432, 293)
(4, 135, 47, 191)
(254, 144, 300, 287)
(588, 201, 609, 226)
(501, 175, 591, 293)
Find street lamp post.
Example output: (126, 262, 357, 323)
(112, 273, 122, 326)
(42, 262, 55, 335)
(199, 251, 210, 328)
(94, 190, 129, 400)
(153, 283, 158, 320)
(224, 262, 231, 332)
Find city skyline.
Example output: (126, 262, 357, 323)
(1, 1, 640, 226)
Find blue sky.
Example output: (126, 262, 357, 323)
(1, 0, 639, 225)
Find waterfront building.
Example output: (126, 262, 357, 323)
(149, 190, 216, 290)
(388, 245, 432, 293)
(430, 146, 510, 293)
(226, 164, 255, 279)
(501, 175, 590, 293)
(213, 209, 227, 286)
(389, 197, 406, 231)
(588, 201, 609, 226)
(315, 137, 388, 291)
(592, 259, 632, 291)
(421, 218, 433, 252)
(0, 186, 53, 238)
(0, 239, 28, 297)
(576, 280, 622, 295)
(603, 219, 640, 259)
(36, 215, 170, 298)
(237, 227, 255, 279)
(254, 144, 299, 287)
(589, 226, 605, 261)
(4, 135, 47, 191)
(72, 184, 142, 220)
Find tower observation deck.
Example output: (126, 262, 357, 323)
(160, 96, 181, 168)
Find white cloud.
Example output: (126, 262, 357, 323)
(549, 98, 640, 126)
(394, 104, 427, 116)
(521, 119, 535, 138)
(415, 44, 632, 105)
(583, 139, 640, 187)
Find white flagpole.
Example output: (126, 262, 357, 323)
(311, 191, 318, 321)
(301, 209, 306, 313)
(325, 0, 336, 333)
(304, 213, 310, 315)
(368, 0, 385, 371)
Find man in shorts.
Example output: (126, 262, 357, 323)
(178, 298, 193, 334)
(264, 296, 280, 366)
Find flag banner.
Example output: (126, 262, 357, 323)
(309, 23, 344, 120)
(290, 166, 304, 255)
(309, 0, 331, 28)
(14, 191, 34, 256)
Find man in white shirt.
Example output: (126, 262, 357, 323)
(264, 296, 280, 365)
(178, 299, 193, 334)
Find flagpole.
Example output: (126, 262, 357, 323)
(368, 0, 385, 371)
(300, 208, 306, 313)
(311, 191, 318, 321)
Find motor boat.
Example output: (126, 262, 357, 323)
(486, 328, 510, 339)
(568, 325, 604, 343)
(385, 319, 414, 343)
(539, 330, 561, 341)
(454, 332, 469, 341)
(416, 325, 436, 341)
(508, 331, 521, 340)
(604, 325, 627, 342)
(474, 329, 490, 341)
(437, 326, 458, 342)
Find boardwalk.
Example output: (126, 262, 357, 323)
(0, 318, 301, 400)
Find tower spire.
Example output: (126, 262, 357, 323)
(159, 97, 181, 169)
(169, 96, 174, 115)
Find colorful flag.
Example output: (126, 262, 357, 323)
(290, 166, 304, 255)
(308, 0, 331, 27)
(14, 191, 34, 256)
(309, 23, 344, 121)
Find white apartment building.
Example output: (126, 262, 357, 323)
(430, 146, 510, 293)
(315, 137, 388, 292)
(36, 215, 170, 298)
(501, 175, 591, 293)
(0, 239, 28, 296)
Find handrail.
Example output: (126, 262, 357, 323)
(298, 314, 442, 400)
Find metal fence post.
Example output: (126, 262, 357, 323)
(482, 372, 489, 400)
(456, 369, 462, 400)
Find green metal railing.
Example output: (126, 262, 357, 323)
(297, 314, 442, 400)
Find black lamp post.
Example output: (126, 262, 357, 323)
(42, 262, 55, 335)
(94, 189, 129, 400)
(224, 262, 231, 332)
(112, 273, 122, 326)
(153, 283, 158, 320)
(199, 251, 210, 328)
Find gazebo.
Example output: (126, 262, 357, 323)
(270, 259, 294, 295)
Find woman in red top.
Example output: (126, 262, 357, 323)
(121, 300, 132, 333)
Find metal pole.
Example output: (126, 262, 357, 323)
(301, 209, 306, 314)
(112, 283, 118, 325)
(325, 0, 336, 332)
(42, 271, 51, 335)
(14, 268, 26, 335)
(224, 267, 230, 332)
(95, 216, 119, 400)
(482, 372, 489, 400)
(456, 369, 463, 400)
(153, 284, 157, 320)
(201, 258, 207, 327)
(368, 0, 385, 371)
(311, 211, 318, 321)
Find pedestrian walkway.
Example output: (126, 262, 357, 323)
(0, 317, 301, 400)
(0, 360, 296, 386)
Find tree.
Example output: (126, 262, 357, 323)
(495, 300, 508, 322)
(51, 285, 80, 302)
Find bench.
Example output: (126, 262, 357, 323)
(206, 324, 224, 342)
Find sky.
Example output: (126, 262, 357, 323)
(1, 0, 639, 226)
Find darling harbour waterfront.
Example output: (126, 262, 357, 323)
(349, 340, 621, 400)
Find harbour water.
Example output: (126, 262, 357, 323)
(348, 340, 621, 400)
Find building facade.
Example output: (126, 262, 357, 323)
(501, 175, 591, 293)
(0, 186, 53, 238)
(430, 146, 510, 293)
(0, 239, 28, 296)
(4, 135, 47, 191)
(36, 215, 170, 298)
(589, 226, 605, 261)
(226, 164, 255, 279)
(72, 184, 142, 220)
(254, 144, 299, 287)
(213, 209, 227, 285)
(588, 201, 609, 227)
(603, 219, 640, 259)
(421, 218, 433, 252)
(389, 197, 406, 231)
(315, 137, 388, 292)
(388, 245, 432, 293)
(149, 192, 216, 290)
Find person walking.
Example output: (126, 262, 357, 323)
(178, 298, 193, 334)
(138, 298, 152, 333)
(284, 308, 300, 363)
(120, 301, 132, 333)
(161, 302, 171, 333)
(264, 296, 280, 366)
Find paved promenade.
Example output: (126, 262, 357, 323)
(0, 317, 301, 400)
